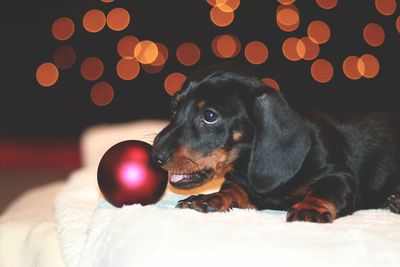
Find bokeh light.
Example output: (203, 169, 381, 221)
(210, 6, 234, 27)
(212, 34, 241, 58)
(141, 64, 164, 74)
(116, 58, 140, 80)
(262, 77, 280, 90)
(101, 0, 114, 2)
(151, 43, 169, 67)
(36, 63, 59, 87)
(134, 40, 159, 64)
(164, 72, 186, 95)
(298, 37, 320, 60)
(363, 23, 385, 47)
(311, 59, 334, 83)
(244, 41, 269, 65)
(315, 0, 338, 10)
(176, 42, 201, 66)
(343, 56, 362, 80)
(117, 36, 139, 59)
(276, 4, 300, 32)
(90, 81, 114, 106)
(83, 9, 106, 33)
(53, 46, 76, 70)
(307, 20, 331, 44)
(107, 8, 130, 31)
(278, 0, 296, 5)
(375, 0, 397, 16)
(397, 17, 400, 33)
(80, 57, 104, 81)
(51, 17, 75, 41)
(282, 37, 302, 61)
(216, 0, 240, 11)
(358, 54, 380, 78)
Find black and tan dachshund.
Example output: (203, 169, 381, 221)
(152, 65, 400, 223)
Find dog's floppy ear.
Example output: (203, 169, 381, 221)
(247, 88, 311, 194)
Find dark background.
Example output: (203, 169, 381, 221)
(0, 0, 399, 211)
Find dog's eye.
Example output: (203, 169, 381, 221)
(202, 110, 219, 125)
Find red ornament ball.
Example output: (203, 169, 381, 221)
(97, 140, 168, 207)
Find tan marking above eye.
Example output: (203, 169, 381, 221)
(232, 131, 243, 142)
(197, 100, 206, 108)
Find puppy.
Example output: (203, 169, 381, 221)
(152, 66, 400, 223)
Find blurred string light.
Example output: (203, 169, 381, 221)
(36, 63, 59, 87)
(52, 17, 75, 40)
(36, 0, 399, 106)
(80, 57, 104, 81)
(363, 23, 385, 47)
(90, 81, 114, 106)
(176, 42, 201, 66)
(375, 0, 397, 16)
(164, 72, 187, 96)
(315, 0, 337, 10)
(212, 34, 241, 58)
(207, 0, 240, 27)
(53, 46, 76, 70)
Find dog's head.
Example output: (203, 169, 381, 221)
(152, 66, 311, 192)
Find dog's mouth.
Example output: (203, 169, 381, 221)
(169, 169, 213, 189)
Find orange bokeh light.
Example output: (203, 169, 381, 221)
(245, 41, 269, 65)
(176, 42, 201, 66)
(262, 77, 280, 90)
(36, 63, 59, 87)
(101, 0, 114, 2)
(83, 9, 106, 33)
(52, 17, 75, 41)
(151, 43, 168, 67)
(116, 58, 140, 80)
(397, 17, 400, 33)
(363, 23, 385, 47)
(276, 5, 299, 26)
(141, 64, 164, 74)
(212, 34, 241, 58)
(282, 37, 302, 61)
(117, 36, 139, 59)
(375, 0, 397, 16)
(210, 6, 234, 27)
(216, 0, 240, 11)
(311, 59, 334, 83)
(80, 57, 104, 81)
(307, 20, 331, 44)
(358, 54, 380, 78)
(107, 8, 130, 31)
(315, 0, 337, 10)
(276, 5, 300, 32)
(343, 56, 362, 80)
(278, 0, 296, 5)
(134, 40, 159, 64)
(164, 72, 187, 96)
(298, 37, 320, 60)
(90, 81, 114, 106)
(53, 46, 76, 70)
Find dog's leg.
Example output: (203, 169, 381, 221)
(176, 181, 255, 212)
(387, 193, 400, 214)
(287, 172, 356, 223)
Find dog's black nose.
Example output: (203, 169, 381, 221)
(152, 150, 170, 166)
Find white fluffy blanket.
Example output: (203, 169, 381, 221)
(54, 120, 400, 267)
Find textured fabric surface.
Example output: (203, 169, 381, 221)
(54, 167, 400, 267)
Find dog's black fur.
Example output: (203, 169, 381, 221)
(152, 65, 400, 223)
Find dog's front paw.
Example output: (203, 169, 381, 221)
(387, 193, 400, 214)
(176, 193, 238, 213)
(286, 197, 336, 223)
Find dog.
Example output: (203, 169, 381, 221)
(152, 65, 400, 223)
